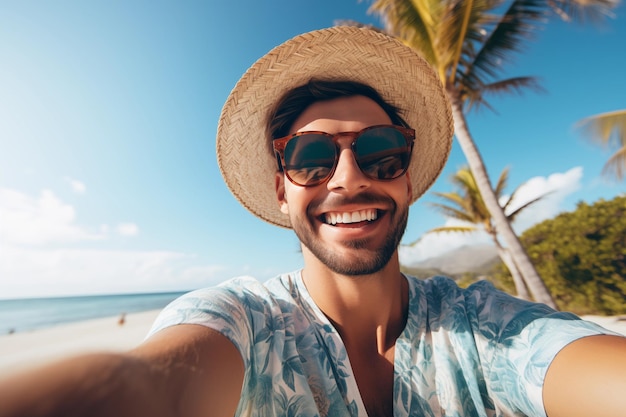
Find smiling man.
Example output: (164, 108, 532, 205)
(276, 95, 411, 275)
(1, 26, 625, 417)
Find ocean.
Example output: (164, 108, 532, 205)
(0, 291, 187, 335)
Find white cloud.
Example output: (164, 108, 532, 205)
(400, 218, 491, 265)
(0, 167, 586, 297)
(178, 265, 229, 286)
(0, 188, 104, 245)
(65, 177, 86, 194)
(505, 167, 583, 232)
(0, 186, 229, 298)
(116, 222, 139, 237)
(400, 167, 584, 265)
(0, 246, 229, 298)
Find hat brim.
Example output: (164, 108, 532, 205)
(217, 26, 453, 228)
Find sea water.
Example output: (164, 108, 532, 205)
(0, 291, 187, 335)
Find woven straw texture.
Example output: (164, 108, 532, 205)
(216, 26, 453, 228)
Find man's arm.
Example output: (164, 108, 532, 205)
(543, 334, 626, 417)
(0, 324, 244, 417)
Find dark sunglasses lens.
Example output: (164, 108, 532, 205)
(284, 134, 336, 186)
(355, 127, 410, 180)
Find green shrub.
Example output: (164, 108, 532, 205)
(495, 195, 626, 314)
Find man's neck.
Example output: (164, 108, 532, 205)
(301, 249, 408, 353)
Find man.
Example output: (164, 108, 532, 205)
(1, 26, 625, 417)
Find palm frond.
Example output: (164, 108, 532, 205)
(369, 0, 440, 66)
(431, 191, 468, 207)
(463, 75, 544, 110)
(427, 225, 478, 234)
(576, 109, 626, 180)
(430, 165, 549, 235)
(576, 109, 626, 148)
(463, 0, 616, 89)
(506, 192, 549, 221)
(482, 76, 544, 95)
(438, 0, 490, 83)
(546, 0, 617, 24)
(493, 166, 510, 196)
(448, 167, 492, 219)
(429, 201, 477, 222)
(602, 145, 626, 180)
(468, 0, 546, 79)
(333, 19, 387, 32)
(452, 167, 481, 193)
(430, 167, 493, 223)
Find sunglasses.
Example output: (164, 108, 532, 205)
(273, 124, 415, 187)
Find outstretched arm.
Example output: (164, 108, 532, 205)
(543, 334, 626, 417)
(0, 324, 244, 417)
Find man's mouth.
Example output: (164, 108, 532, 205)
(323, 209, 378, 225)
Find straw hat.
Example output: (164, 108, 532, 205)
(216, 26, 453, 228)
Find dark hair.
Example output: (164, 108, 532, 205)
(266, 80, 409, 144)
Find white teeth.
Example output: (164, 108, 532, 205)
(324, 209, 378, 225)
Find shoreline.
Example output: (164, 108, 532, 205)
(1, 311, 624, 377)
(0, 309, 161, 376)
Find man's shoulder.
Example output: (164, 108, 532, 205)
(146, 271, 303, 340)
(404, 274, 528, 323)
(181, 270, 301, 303)
(405, 274, 496, 297)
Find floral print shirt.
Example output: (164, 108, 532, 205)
(147, 271, 613, 417)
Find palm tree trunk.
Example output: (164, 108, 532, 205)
(447, 90, 557, 309)
(495, 242, 531, 300)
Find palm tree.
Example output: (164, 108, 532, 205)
(576, 109, 626, 180)
(351, 0, 615, 308)
(426, 166, 547, 299)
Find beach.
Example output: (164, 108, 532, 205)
(0, 309, 161, 376)
(1, 311, 625, 377)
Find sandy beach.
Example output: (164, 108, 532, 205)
(0, 309, 161, 376)
(1, 311, 625, 377)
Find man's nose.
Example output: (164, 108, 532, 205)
(326, 146, 371, 193)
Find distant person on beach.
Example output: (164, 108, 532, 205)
(1, 26, 625, 417)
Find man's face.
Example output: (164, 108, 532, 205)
(274, 95, 412, 276)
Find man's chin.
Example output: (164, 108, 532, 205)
(293, 204, 408, 276)
(309, 244, 394, 276)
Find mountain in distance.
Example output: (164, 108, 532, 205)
(402, 244, 500, 279)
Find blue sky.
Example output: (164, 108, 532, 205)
(0, 1, 624, 298)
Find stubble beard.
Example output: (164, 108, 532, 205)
(292, 202, 409, 276)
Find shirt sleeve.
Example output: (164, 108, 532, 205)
(145, 277, 257, 369)
(465, 280, 621, 417)
(494, 316, 619, 416)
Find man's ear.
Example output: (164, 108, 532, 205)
(275, 172, 289, 215)
(405, 171, 413, 201)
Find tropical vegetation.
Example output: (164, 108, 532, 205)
(348, 0, 616, 308)
(492, 195, 626, 314)
(425, 166, 547, 299)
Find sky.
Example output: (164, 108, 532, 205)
(0, 1, 624, 299)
